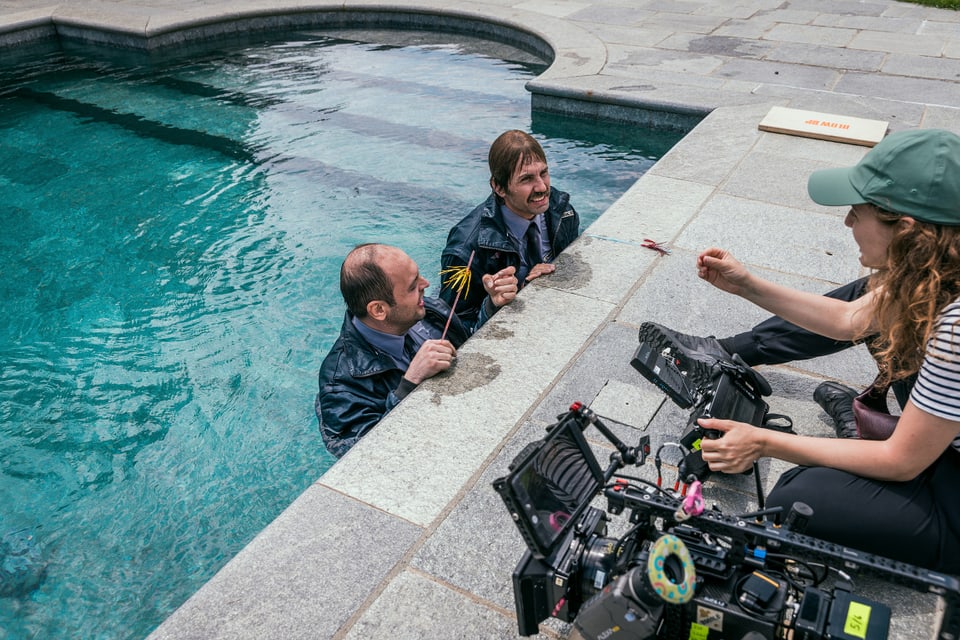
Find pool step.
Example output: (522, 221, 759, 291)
(15, 87, 257, 162)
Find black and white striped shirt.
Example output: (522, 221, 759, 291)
(911, 299, 960, 451)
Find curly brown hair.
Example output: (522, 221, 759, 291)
(863, 207, 960, 386)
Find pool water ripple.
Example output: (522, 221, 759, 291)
(0, 31, 683, 639)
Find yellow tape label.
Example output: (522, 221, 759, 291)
(689, 622, 709, 640)
(844, 601, 871, 639)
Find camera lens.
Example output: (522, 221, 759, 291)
(578, 536, 618, 595)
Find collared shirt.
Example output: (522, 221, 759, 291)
(501, 205, 547, 269)
(352, 316, 428, 369)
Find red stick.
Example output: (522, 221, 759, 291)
(441, 250, 475, 341)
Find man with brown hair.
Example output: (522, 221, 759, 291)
(440, 130, 580, 327)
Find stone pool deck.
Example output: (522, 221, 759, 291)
(2, 1, 959, 638)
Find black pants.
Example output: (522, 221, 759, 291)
(728, 278, 953, 570)
(767, 451, 960, 572)
(719, 276, 914, 407)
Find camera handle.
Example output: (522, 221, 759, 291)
(568, 402, 650, 476)
(725, 353, 772, 397)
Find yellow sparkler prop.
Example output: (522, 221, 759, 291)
(439, 250, 475, 341)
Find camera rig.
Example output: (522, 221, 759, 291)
(630, 321, 793, 488)
(493, 400, 960, 640)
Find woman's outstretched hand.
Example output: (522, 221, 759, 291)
(696, 248, 751, 296)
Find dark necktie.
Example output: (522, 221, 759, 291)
(525, 221, 542, 267)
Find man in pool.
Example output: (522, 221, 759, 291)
(439, 130, 580, 327)
(316, 243, 517, 458)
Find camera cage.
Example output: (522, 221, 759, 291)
(631, 322, 802, 491)
(493, 401, 960, 639)
(630, 326, 771, 428)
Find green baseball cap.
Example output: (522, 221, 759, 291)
(807, 128, 960, 225)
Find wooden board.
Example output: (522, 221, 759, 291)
(758, 106, 888, 147)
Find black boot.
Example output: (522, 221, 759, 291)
(638, 322, 735, 367)
(813, 381, 860, 439)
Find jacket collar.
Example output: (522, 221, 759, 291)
(338, 312, 402, 378)
(337, 297, 468, 378)
(478, 193, 520, 253)
(478, 189, 571, 251)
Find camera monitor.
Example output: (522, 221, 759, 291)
(493, 415, 605, 560)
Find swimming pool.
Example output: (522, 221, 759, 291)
(0, 29, 683, 638)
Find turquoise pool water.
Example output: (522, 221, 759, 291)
(0, 30, 683, 638)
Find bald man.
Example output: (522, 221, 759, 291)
(316, 243, 514, 457)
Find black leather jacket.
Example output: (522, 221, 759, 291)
(439, 188, 579, 326)
(315, 297, 468, 458)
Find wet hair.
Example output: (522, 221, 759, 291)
(863, 207, 960, 385)
(340, 243, 395, 318)
(488, 130, 548, 196)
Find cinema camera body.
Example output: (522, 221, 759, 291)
(629, 322, 785, 483)
(493, 328, 960, 640)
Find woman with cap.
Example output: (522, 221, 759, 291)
(695, 128, 960, 572)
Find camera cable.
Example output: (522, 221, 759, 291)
(654, 441, 687, 491)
